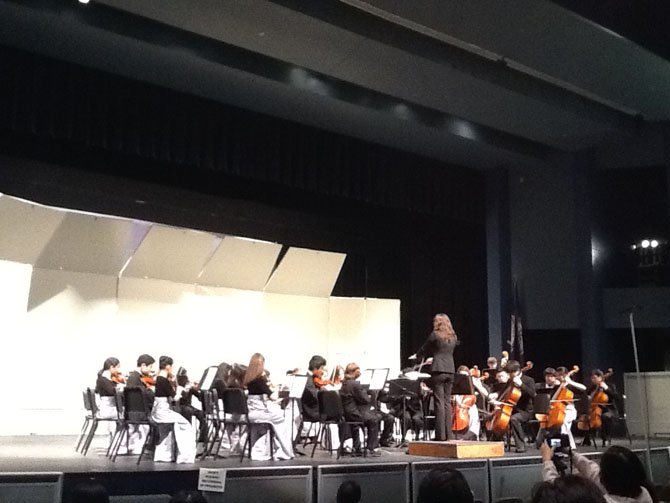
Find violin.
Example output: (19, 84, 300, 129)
(111, 371, 126, 385)
(313, 365, 343, 388)
(486, 361, 533, 435)
(141, 374, 156, 389)
(541, 366, 579, 429)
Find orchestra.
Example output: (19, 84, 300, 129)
(84, 313, 624, 463)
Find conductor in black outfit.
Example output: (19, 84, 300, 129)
(410, 313, 458, 441)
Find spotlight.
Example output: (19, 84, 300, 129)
(631, 244, 637, 250)
(641, 240, 650, 248)
(78, 0, 90, 4)
(651, 240, 659, 248)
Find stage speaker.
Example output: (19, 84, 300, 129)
(317, 463, 409, 503)
(412, 459, 489, 503)
(489, 456, 543, 502)
(0, 472, 62, 503)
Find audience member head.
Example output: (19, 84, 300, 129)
(243, 353, 266, 386)
(531, 475, 606, 503)
(417, 467, 473, 503)
(336, 480, 362, 503)
(70, 481, 109, 503)
(600, 445, 654, 501)
(169, 490, 208, 503)
(136, 354, 155, 374)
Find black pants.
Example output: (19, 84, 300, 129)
(346, 411, 380, 451)
(429, 372, 455, 440)
(509, 410, 532, 450)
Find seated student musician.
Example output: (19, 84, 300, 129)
(536, 366, 586, 448)
(95, 357, 123, 418)
(124, 354, 156, 453)
(451, 365, 480, 441)
(151, 356, 196, 464)
(584, 369, 620, 446)
(174, 368, 207, 444)
(126, 354, 156, 396)
(382, 374, 424, 444)
(339, 363, 381, 456)
(243, 353, 294, 460)
(302, 355, 327, 424)
(95, 357, 124, 451)
(487, 360, 536, 452)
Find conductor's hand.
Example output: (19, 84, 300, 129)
(425, 357, 434, 365)
(408, 353, 417, 360)
(540, 442, 554, 462)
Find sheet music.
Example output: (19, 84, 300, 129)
(288, 374, 309, 399)
(199, 366, 217, 390)
(369, 368, 389, 391)
(358, 369, 373, 386)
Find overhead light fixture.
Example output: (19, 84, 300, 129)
(78, 0, 90, 4)
(641, 239, 650, 248)
(651, 240, 659, 248)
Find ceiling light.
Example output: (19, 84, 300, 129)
(651, 240, 659, 248)
(641, 240, 650, 248)
(79, 0, 90, 4)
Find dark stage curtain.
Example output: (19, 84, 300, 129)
(0, 45, 484, 225)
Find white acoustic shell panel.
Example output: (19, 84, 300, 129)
(264, 247, 346, 297)
(198, 236, 281, 290)
(122, 225, 222, 284)
(34, 213, 150, 275)
(0, 194, 65, 264)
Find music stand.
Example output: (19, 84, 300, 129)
(389, 378, 422, 445)
(369, 368, 390, 391)
(198, 366, 218, 391)
(286, 374, 309, 450)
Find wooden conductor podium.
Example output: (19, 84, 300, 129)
(408, 440, 504, 459)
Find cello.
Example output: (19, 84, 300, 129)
(545, 366, 579, 429)
(486, 361, 533, 436)
(577, 368, 614, 431)
(452, 367, 477, 432)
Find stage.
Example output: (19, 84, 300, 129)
(2, 436, 669, 503)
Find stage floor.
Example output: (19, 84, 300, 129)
(1, 435, 668, 474)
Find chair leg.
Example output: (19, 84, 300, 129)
(75, 417, 91, 452)
(82, 419, 99, 456)
(137, 424, 153, 465)
(310, 423, 323, 458)
(240, 424, 248, 462)
(111, 427, 128, 462)
(269, 426, 275, 461)
(302, 422, 315, 448)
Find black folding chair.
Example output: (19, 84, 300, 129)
(200, 389, 222, 458)
(111, 387, 171, 465)
(75, 389, 94, 453)
(312, 390, 367, 459)
(222, 388, 275, 462)
(79, 388, 120, 456)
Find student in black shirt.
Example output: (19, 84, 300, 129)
(243, 353, 294, 460)
(150, 355, 196, 463)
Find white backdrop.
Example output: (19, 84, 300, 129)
(0, 260, 400, 435)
